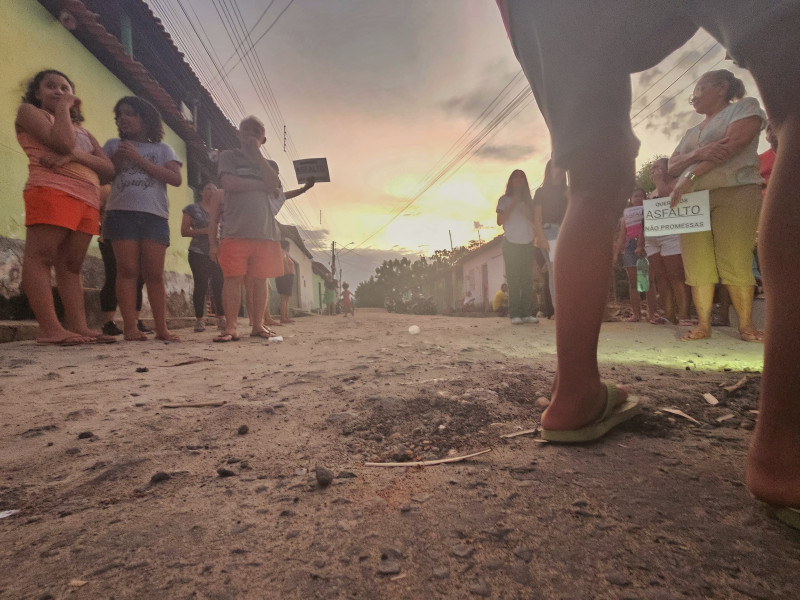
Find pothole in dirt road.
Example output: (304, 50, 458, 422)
(333, 365, 552, 463)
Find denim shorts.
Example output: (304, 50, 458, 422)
(103, 210, 170, 246)
(623, 237, 639, 268)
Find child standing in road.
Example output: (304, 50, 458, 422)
(103, 96, 182, 341)
(15, 69, 115, 345)
(341, 282, 354, 317)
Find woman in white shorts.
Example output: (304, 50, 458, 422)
(642, 158, 691, 325)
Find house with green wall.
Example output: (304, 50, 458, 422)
(0, 0, 237, 318)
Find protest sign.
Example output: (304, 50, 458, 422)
(642, 190, 710, 237)
(293, 158, 330, 184)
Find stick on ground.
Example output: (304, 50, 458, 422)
(365, 448, 491, 467)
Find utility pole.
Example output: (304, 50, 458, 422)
(283, 125, 287, 152)
(449, 230, 453, 252)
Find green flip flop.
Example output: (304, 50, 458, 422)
(540, 382, 642, 443)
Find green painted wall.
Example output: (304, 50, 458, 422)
(0, 0, 193, 274)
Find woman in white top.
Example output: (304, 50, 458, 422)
(496, 169, 538, 325)
(668, 69, 765, 342)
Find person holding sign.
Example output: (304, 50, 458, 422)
(668, 70, 765, 342)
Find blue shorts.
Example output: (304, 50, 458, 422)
(623, 237, 639, 268)
(103, 210, 170, 246)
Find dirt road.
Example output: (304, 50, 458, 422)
(0, 309, 796, 599)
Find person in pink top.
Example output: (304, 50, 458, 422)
(15, 69, 115, 345)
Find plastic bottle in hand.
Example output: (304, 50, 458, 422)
(636, 256, 650, 293)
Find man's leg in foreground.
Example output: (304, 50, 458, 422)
(541, 147, 636, 431)
(744, 41, 800, 508)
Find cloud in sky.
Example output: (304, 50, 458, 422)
(474, 144, 537, 162)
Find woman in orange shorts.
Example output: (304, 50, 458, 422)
(15, 70, 115, 345)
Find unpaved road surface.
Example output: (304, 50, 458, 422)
(1, 309, 797, 599)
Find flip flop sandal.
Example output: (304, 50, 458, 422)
(213, 333, 240, 343)
(775, 507, 800, 530)
(541, 383, 642, 443)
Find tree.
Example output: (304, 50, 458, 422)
(635, 155, 665, 194)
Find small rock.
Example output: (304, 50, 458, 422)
(217, 468, 236, 478)
(315, 466, 335, 488)
(65, 447, 80, 456)
(432, 567, 449, 580)
(149, 472, 171, 484)
(377, 560, 402, 575)
(400, 503, 413, 513)
(77, 431, 93, 439)
(312, 559, 326, 569)
(262, 406, 276, 415)
(535, 396, 550, 409)
(135, 367, 149, 373)
(336, 471, 357, 479)
(237, 425, 249, 435)
(469, 582, 491, 597)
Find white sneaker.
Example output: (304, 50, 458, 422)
(523, 316, 539, 324)
(510, 317, 524, 325)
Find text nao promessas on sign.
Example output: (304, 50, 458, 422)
(642, 190, 711, 237)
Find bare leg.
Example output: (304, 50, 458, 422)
(624, 266, 641, 321)
(140, 239, 177, 341)
(245, 275, 256, 327)
(663, 254, 690, 322)
(54, 230, 98, 337)
(250, 278, 268, 335)
(716, 285, 732, 326)
(683, 284, 713, 340)
(541, 148, 634, 432)
(221, 275, 244, 337)
(746, 108, 800, 508)
(726, 284, 762, 341)
(22, 225, 93, 343)
(648, 253, 672, 322)
(263, 285, 281, 326)
(112, 240, 147, 341)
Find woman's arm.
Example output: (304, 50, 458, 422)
(496, 196, 519, 226)
(533, 204, 549, 252)
(15, 98, 77, 154)
(71, 133, 115, 183)
(181, 213, 209, 238)
(284, 178, 315, 200)
(613, 217, 626, 256)
(207, 191, 223, 263)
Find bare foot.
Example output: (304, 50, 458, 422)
(155, 330, 180, 342)
(625, 315, 641, 323)
(280, 318, 295, 324)
(541, 381, 629, 431)
(124, 330, 148, 341)
(36, 332, 96, 345)
(264, 318, 282, 326)
(681, 327, 711, 341)
(740, 327, 765, 342)
(747, 428, 800, 509)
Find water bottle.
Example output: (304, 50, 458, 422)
(636, 256, 650, 293)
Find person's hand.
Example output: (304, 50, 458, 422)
(39, 152, 72, 169)
(635, 245, 646, 257)
(303, 177, 316, 191)
(115, 141, 142, 165)
(209, 244, 219, 263)
(57, 93, 81, 113)
(670, 175, 694, 208)
(693, 138, 731, 163)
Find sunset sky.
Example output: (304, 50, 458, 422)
(145, 0, 766, 286)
